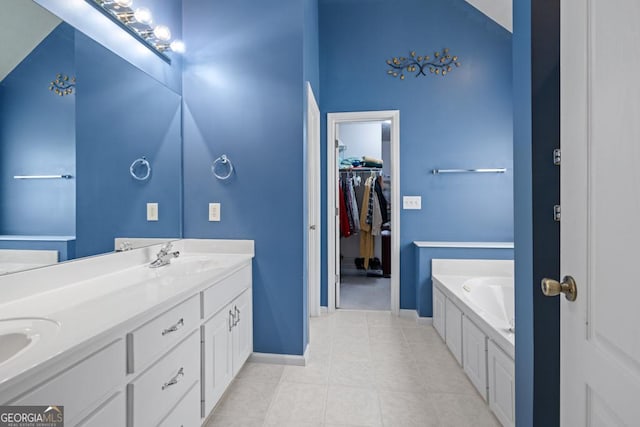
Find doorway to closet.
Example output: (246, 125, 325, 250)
(327, 111, 400, 314)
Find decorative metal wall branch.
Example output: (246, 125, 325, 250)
(386, 48, 461, 80)
(49, 73, 76, 96)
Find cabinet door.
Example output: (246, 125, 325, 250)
(488, 340, 515, 427)
(202, 307, 234, 417)
(231, 288, 253, 375)
(445, 298, 463, 365)
(432, 286, 446, 340)
(462, 316, 488, 401)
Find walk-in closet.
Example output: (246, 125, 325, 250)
(336, 120, 391, 310)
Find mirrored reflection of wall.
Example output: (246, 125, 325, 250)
(0, 6, 183, 265)
(75, 31, 182, 258)
(0, 23, 76, 236)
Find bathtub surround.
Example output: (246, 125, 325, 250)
(319, 0, 514, 309)
(432, 259, 515, 426)
(0, 236, 75, 262)
(414, 241, 514, 318)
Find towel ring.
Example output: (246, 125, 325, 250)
(212, 154, 234, 180)
(130, 157, 151, 181)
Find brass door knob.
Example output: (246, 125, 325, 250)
(541, 276, 577, 302)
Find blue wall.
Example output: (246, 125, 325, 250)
(319, 0, 513, 308)
(75, 32, 183, 258)
(182, 0, 308, 356)
(0, 24, 76, 236)
(415, 246, 514, 317)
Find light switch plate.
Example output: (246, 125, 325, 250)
(403, 196, 422, 210)
(208, 203, 221, 222)
(147, 203, 159, 221)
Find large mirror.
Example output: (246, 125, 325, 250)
(0, 1, 182, 275)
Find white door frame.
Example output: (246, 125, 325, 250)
(306, 83, 321, 318)
(326, 110, 400, 315)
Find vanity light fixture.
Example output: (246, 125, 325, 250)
(49, 73, 76, 96)
(86, 0, 184, 62)
(386, 48, 461, 80)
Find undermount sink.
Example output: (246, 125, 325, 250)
(0, 318, 60, 365)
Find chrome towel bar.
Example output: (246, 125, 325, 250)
(13, 175, 73, 179)
(432, 168, 507, 175)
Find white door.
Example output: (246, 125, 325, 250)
(306, 83, 321, 317)
(559, 0, 640, 424)
(334, 124, 341, 308)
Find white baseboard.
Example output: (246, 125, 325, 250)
(399, 309, 432, 325)
(249, 343, 309, 367)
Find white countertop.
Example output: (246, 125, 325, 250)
(414, 241, 514, 249)
(0, 239, 254, 393)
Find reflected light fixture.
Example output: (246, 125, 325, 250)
(87, 0, 184, 62)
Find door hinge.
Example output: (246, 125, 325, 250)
(553, 149, 561, 166)
(335, 139, 339, 149)
(335, 274, 339, 284)
(554, 205, 561, 222)
(336, 207, 339, 216)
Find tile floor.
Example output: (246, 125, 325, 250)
(205, 310, 500, 427)
(339, 276, 390, 311)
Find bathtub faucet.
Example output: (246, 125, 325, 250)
(150, 242, 180, 268)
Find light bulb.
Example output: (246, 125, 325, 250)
(154, 25, 171, 41)
(114, 0, 133, 7)
(134, 7, 153, 25)
(169, 40, 185, 53)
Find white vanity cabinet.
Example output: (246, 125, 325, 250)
(0, 241, 254, 427)
(201, 266, 253, 417)
(462, 316, 488, 401)
(445, 298, 463, 365)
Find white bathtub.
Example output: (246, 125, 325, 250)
(432, 259, 514, 355)
(461, 276, 514, 332)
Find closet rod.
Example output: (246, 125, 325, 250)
(431, 168, 506, 175)
(339, 168, 384, 173)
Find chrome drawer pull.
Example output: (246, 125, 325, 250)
(162, 318, 184, 336)
(161, 367, 184, 390)
(229, 310, 235, 332)
(234, 306, 240, 326)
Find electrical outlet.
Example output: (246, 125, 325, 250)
(147, 203, 159, 221)
(403, 196, 422, 210)
(208, 203, 221, 222)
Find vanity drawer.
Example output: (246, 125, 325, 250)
(202, 265, 251, 320)
(127, 295, 200, 373)
(127, 331, 200, 427)
(12, 339, 125, 425)
(158, 382, 201, 427)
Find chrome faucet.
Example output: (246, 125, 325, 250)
(150, 242, 180, 268)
